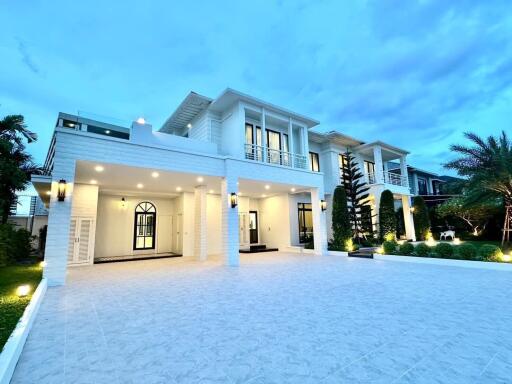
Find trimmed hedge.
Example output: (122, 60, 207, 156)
(457, 243, 478, 260)
(398, 242, 414, 255)
(434, 243, 454, 258)
(383, 240, 398, 255)
(414, 243, 431, 257)
(478, 245, 503, 262)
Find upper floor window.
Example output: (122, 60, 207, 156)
(309, 152, 320, 172)
(364, 160, 375, 175)
(417, 177, 428, 195)
(339, 154, 348, 182)
(245, 123, 262, 146)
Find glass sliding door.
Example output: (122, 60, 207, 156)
(298, 203, 313, 243)
(266, 129, 282, 165)
(245, 123, 263, 161)
(282, 133, 290, 166)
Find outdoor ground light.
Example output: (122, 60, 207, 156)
(57, 179, 67, 201)
(321, 199, 327, 211)
(230, 192, 238, 208)
(16, 285, 30, 297)
(502, 254, 511, 262)
(453, 238, 461, 245)
(40, 261, 46, 268)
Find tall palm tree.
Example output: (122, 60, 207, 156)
(0, 115, 41, 223)
(444, 131, 512, 244)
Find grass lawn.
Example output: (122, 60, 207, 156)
(0, 262, 42, 350)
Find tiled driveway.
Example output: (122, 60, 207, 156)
(12, 253, 512, 383)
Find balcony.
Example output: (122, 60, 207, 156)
(367, 171, 409, 188)
(244, 143, 308, 170)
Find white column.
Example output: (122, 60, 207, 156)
(311, 187, 328, 255)
(402, 195, 416, 241)
(400, 155, 408, 187)
(194, 185, 208, 261)
(221, 173, 239, 266)
(261, 108, 267, 162)
(302, 126, 309, 155)
(43, 159, 76, 286)
(373, 146, 384, 184)
(288, 118, 294, 167)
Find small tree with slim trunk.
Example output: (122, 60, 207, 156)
(331, 185, 352, 250)
(341, 151, 370, 243)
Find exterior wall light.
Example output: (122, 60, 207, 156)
(57, 179, 67, 201)
(230, 192, 238, 208)
(321, 199, 327, 211)
(120, 197, 127, 209)
(410, 207, 415, 213)
(16, 285, 30, 297)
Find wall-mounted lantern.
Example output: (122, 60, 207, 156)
(120, 197, 126, 209)
(410, 207, 415, 213)
(230, 192, 238, 208)
(320, 199, 327, 211)
(57, 179, 67, 201)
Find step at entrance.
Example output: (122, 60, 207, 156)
(348, 247, 376, 259)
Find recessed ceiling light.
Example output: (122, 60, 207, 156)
(105, 130, 110, 134)
(262, 194, 267, 198)
(291, 188, 296, 192)
(197, 176, 204, 183)
(90, 179, 97, 185)
(151, 172, 159, 178)
(264, 185, 270, 190)
(45, 191, 51, 195)
(238, 192, 243, 196)
(136, 117, 146, 124)
(94, 165, 104, 172)
(187, 123, 192, 129)
(137, 183, 143, 189)
(176, 186, 182, 192)
(209, 189, 214, 194)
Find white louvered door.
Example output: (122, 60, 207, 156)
(68, 217, 94, 265)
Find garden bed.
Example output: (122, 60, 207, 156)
(0, 263, 42, 350)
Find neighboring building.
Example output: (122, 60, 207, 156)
(8, 195, 48, 248)
(32, 88, 416, 286)
(388, 163, 445, 195)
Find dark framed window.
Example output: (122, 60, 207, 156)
(266, 129, 282, 164)
(298, 203, 313, 243)
(133, 202, 156, 250)
(364, 160, 375, 175)
(417, 177, 428, 195)
(339, 154, 348, 182)
(309, 152, 320, 172)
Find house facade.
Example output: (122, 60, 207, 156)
(33, 89, 416, 286)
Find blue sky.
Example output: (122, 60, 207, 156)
(1, 0, 511, 175)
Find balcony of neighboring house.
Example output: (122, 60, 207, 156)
(242, 105, 313, 171)
(353, 141, 411, 194)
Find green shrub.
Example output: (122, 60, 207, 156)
(434, 243, 454, 258)
(383, 240, 398, 255)
(398, 242, 414, 255)
(478, 245, 503, 262)
(413, 196, 430, 240)
(0, 224, 33, 266)
(331, 186, 352, 249)
(379, 190, 396, 241)
(456, 243, 478, 260)
(415, 243, 431, 257)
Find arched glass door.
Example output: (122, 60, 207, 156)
(134, 202, 156, 250)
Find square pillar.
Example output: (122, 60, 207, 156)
(261, 108, 267, 162)
(373, 146, 384, 184)
(402, 195, 416, 241)
(221, 175, 239, 266)
(44, 159, 76, 286)
(400, 155, 409, 188)
(288, 118, 294, 166)
(311, 187, 327, 255)
(194, 185, 208, 261)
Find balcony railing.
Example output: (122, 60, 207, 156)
(366, 171, 409, 188)
(244, 143, 307, 170)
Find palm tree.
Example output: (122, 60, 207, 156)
(444, 131, 512, 244)
(0, 115, 42, 223)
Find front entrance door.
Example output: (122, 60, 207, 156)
(68, 217, 94, 265)
(249, 211, 258, 244)
(239, 213, 249, 246)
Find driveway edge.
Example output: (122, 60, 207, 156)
(374, 254, 512, 271)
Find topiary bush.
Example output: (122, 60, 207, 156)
(478, 245, 503, 262)
(383, 240, 398, 255)
(456, 243, 478, 260)
(398, 242, 414, 255)
(414, 243, 431, 257)
(379, 190, 396, 241)
(413, 196, 431, 240)
(434, 242, 454, 258)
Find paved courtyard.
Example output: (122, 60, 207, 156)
(11, 252, 512, 383)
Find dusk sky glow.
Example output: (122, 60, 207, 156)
(1, 1, 511, 175)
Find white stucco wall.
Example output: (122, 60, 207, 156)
(259, 194, 292, 249)
(94, 194, 176, 259)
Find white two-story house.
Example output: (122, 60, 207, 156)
(32, 88, 415, 286)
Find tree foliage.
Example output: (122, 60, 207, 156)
(331, 186, 352, 249)
(0, 115, 41, 223)
(341, 151, 370, 242)
(379, 189, 396, 240)
(437, 196, 500, 236)
(413, 196, 430, 240)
